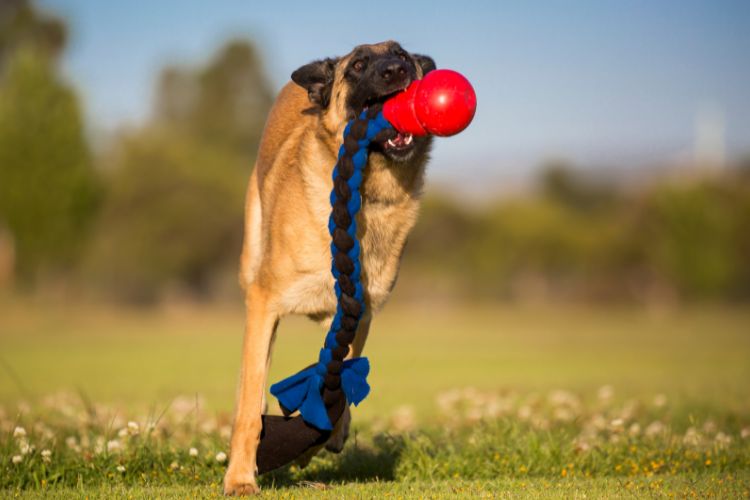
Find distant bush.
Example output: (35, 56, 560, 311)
(84, 40, 272, 303)
(639, 177, 750, 300)
(0, 10, 98, 285)
(2, 1, 748, 305)
(403, 167, 750, 303)
(84, 132, 247, 303)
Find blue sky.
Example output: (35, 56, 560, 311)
(40, 0, 750, 183)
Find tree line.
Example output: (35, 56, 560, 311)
(1, 1, 748, 304)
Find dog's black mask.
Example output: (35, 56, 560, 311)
(292, 42, 435, 116)
(342, 43, 435, 118)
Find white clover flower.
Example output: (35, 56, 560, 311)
(702, 420, 717, 435)
(41, 449, 52, 463)
(215, 451, 227, 463)
(169, 461, 179, 470)
(645, 421, 666, 438)
(466, 406, 484, 423)
(553, 407, 574, 422)
(628, 423, 641, 437)
(391, 405, 416, 432)
(127, 421, 139, 436)
(18, 440, 32, 455)
(219, 425, 232, 440)
(12, 455, 23, 464)
(683, 426, 702, 447)
(653, 394, 667, 408)
(531, 416, 550, 430)
(548, 390, 580, 409)
(116, 465, 126, 473)
(65, 436, 79, 450)
(107, 439, 122, 453)
(94, 436, 105, 455)
(610, 418, 625, 431)
(111, 415, 125, 429)
(13, 426, 26, 438)
(435, 389, 461, 413)
(485, 397, 513, 418)
(715, 432, 732, 448)
(590, 414, 608, 430)
(189, 447, 199, 457)
(517, 405, 532, 420)
(117, 428, 128, 438)
(618, 400, 639, 421)
(573, 438, 591, 452)
(597, 385, 614, 402)
(741, 427, 750, 440)
(200, 420, 217, 433)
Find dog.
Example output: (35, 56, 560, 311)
(223, 40, 435, 496)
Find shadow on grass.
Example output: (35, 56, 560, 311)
(261, 433, 405, 489)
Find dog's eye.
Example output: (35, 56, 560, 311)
(352, 60, 365, 72)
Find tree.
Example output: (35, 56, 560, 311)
(85, 132, 246, 303)
(155, 40, 273, 158)
(86, 39, 272, 302)
(0, 0, 67, 72)
(0, 2, 97, 285)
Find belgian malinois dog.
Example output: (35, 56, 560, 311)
(224, 41, 435, 495)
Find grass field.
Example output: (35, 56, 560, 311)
(1, 297, 749, 497)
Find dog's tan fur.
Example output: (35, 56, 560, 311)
(224, 42, 430, 495)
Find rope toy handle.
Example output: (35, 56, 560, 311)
(270, 105, 395, 429)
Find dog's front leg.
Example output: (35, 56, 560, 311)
(224, 284, 278, 496)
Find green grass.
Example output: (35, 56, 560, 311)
(1, 298, 749, 497)
(2, 299, 749, 416)
(6, 476, 750, 499)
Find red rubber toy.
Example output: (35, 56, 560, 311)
(383, 69, 476, 137)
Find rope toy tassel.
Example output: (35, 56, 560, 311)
(269, 106, 394, 430)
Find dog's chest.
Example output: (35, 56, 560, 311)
(281, 196, 418, 320)
(356, 198, 418, 309)
(282, 153, 422, 320)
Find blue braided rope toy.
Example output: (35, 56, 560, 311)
(269, 110, 393, 431)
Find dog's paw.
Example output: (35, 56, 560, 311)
(223, 474, 260, 496)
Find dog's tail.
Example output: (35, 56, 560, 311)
(239, 168, 263, 290)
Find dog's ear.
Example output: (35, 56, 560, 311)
(291, 58, 338, 109)
(413, 54, 436, 76)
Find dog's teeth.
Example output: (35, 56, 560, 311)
(405, 134, 413, 145)
(387, 139, 396, 147)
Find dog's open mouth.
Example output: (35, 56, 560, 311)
(374, 129, 416, 160)
(375, 128, 416, 160)
(385, 132, 413, 150)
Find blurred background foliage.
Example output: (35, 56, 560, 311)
(83, 40, 273, 303)
(0, 0, 97, 286)
(402, 164, 750, 303)
(1, 0, 748, 305)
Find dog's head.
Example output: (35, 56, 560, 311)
(292, 41, 435, 162)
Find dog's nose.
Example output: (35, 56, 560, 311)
(378, 60, 409, 85)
